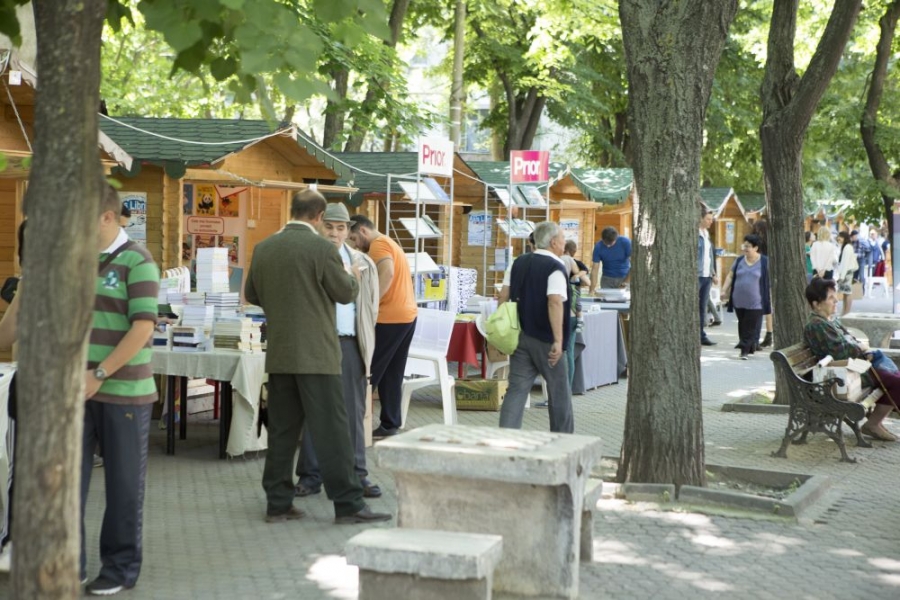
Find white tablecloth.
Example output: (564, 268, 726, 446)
(0, 363, 15, 515)
(575, 310, 627, 391)
(151, 351, 267, 456)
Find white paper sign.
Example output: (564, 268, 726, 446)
(418, 137, 454, 177)
(468, 212, 492, 246)
(119, 191, 147, 245)
(560, 219, 579, 242)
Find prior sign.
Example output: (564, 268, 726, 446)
(418, 137, 454, 177)
(510, 150, 550, 184)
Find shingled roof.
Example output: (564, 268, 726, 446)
(465, 160, 568, 188)
(99, 116, 352, 180)
(567, 168, 633, 204)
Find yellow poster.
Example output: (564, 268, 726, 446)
(195, 184, 217, 215)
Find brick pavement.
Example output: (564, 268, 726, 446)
(3, 298, 900, 598)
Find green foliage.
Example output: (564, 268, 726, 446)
(0, 0, 30, 45)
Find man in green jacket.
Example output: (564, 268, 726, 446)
(245, 190, 391, 525)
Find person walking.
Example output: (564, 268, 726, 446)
(499, 222, 574, 433)
(851, 230, 870, 290)
(810, 226, 838, 280)
(245, 190, 391, 526)
(836, 230, 859, 316)
(721, 234, 771, 360)
(80, 183, 160, 595)
(348, 215, 417, 439)
(295, 203, 382, 499)
(698, 207, 718, 347)
(589, 226, 631, 292)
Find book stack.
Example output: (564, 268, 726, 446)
(196, 248, 230, 293)
(181, 304, 215, 330)
(206, 292, 241, 319)
(170, 326, 207, 352)
(213, 317, 263, 353)
(152, 324, 170, 348)
(244, 305, 267, 346)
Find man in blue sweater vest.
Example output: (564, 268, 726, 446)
(499, 221, 574, 433)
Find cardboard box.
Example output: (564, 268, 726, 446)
(455, 379, 508, 411)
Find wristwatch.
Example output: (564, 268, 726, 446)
(93, 366, 109, 381)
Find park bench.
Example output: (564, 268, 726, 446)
(346, 528, 503, 600)
(771, 342, 882, 463)
(580, 478, 604, 562)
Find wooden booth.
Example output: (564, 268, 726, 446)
(98, 117, 354, 293)
(701, 187, 750, 277)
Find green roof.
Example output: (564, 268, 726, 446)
(737, 192, 766, 213)
(100, 116, 282, 166)
(465, 160, 568, 188)
(100, 116, 352, 181)
(331, 152, 421, 206)
(568, 168, 633, 204)
(700, 187, 733, 211)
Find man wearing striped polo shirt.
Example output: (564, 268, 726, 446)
(81, 183, 160, 596)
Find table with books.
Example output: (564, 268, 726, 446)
(152, 349, 267, 459)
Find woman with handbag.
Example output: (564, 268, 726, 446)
(721, 234, 771, 360)
(804, 278, 899, 441)
(836, 231, 859, 316)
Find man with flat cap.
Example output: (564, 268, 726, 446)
(295, 202, 382, 499)
(245, 189, 390, 524)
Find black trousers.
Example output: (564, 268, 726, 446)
(699, 276, 713, 340)
(263, 373, 365, 517)
(369, 319, 417, 432)
(80, 401, 152, 587)
(735, 308, 764, 354)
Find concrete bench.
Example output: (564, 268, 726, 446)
(346, 528, 503, 600)
(375, 424, 602, 599)
(840, 312, 900, 348)
(580, 478, 604, 562)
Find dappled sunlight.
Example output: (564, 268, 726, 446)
(869, 558, 900, 571)
(700, 356, 734, 364)
(652, 562, 735, 592)
(305, 555, 358, 599)
(591, 539, 649, 565)
(876, 574, 900, 586)
(689, 533, 737, 549)
(829, 548, 866, 557)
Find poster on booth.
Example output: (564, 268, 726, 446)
(195, 184, 217, 215)
(560, 219, 579, 243)
(119, 192, 147, 245)
(468, 211, 492, 246)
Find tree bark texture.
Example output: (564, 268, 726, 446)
(322, 67, 348, 150)
(343, 0, 410, 152)
(760, 0, 862, 404)
(11, 1, 106, 598)
(616, 0, 738, 487)
(860, 1, 900, 226)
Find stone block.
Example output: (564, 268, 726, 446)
(621, 483, 675, 503)
(581, 478, 604, 562)
(346, 529, 503, 600)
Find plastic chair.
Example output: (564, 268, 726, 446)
(867, 276, 889, 298)
(399, 308, 458, 429)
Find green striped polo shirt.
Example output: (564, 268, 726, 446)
(88, 236, 160, 405)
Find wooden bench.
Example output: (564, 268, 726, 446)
(771, 342, 883, 463)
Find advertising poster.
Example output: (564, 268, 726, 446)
(468, 212, 491, 246)
(195, 184, 217, 215)
(216, 186, 245, 217)
(725, 221, 735, 244)
(219, 236, 240, 265)
(119, 191, 147, 245)
(183, 183, 194, 215)
(560, 219, 579, 242)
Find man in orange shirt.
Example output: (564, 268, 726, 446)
(349, 215, 418, 438)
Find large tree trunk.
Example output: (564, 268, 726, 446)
(343, 0, 410, 152)
(760, 0, 862, 404)
(322, 67, 348, 150)
(860, 1, 900, 227)
(616, 0, 738, 487)
(12, 1, 106, 598)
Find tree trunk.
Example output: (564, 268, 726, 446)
(616, 0, 738, 487)
(12, 1, 106, 598)
(860, 1, 900, 226)
(760, 0, 862, 404)
(449, 0, 466, 147)
(343, 0, 410, 152)
(322, 67, 348, 150)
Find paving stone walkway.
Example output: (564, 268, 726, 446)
(2, 297, 900, 598)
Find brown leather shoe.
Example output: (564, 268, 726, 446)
(861, 423, 897, 442)
(265, 506, 306, 523)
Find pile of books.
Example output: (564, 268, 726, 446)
(213, 317, 263, 353)
(152, 324, 170, 348)
(196, 248, 230, 293)
(181, 304, 214, 330)
(244, 305, 267, 345)
(170, 326, 207, 352)
(206, 292, 241, 319)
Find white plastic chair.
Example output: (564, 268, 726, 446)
(399, 308, 458, 429)
(867, 276, 889, 298)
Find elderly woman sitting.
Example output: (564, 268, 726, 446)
(804, 278, 899, 441)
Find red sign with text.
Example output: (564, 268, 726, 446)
(510, 150, 550, 183)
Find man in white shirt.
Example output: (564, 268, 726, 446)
(698, 207, 718, 346)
